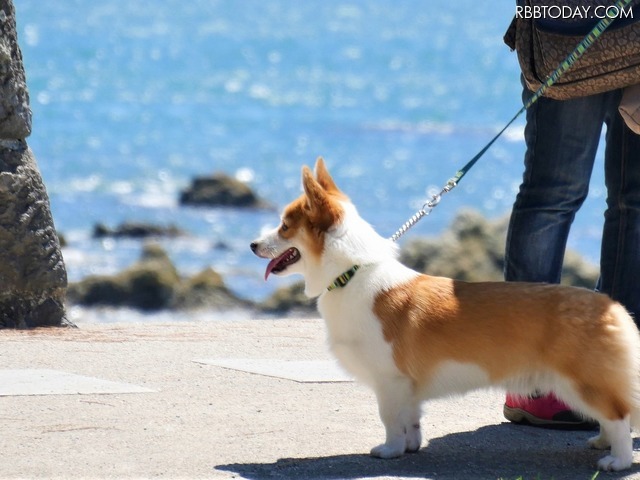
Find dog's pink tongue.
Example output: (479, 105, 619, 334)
(264, 254, 285, 281)
(264, 259, 278, 281)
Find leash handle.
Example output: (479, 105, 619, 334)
(390, 0, 635, 242)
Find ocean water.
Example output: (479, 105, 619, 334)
(15, 0, 607, 314)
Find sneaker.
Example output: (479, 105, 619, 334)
(504, 393, 598, 430)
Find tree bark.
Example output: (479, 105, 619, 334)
(0, 0, 68, 328)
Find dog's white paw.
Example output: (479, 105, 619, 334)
(597, 454, 632, 471)
(588, 433, 610, 450)
(370, 443, 405, 459)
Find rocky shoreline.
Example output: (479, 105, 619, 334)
(63, 208, 600, 318)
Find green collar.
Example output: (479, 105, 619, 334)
(326, 265, 360, 292)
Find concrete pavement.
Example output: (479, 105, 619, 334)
(1, 318, 638, 480)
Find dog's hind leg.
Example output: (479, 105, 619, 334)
(370, 377, 421, 459)
(595, 416, 633, 471)
(558, 381, 634, 471)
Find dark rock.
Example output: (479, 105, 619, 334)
(213, 241, 232, 251)
(67, 243, 179, 311)
(67, 244, 250, 312)
(174, 268, 252, 311)
(399, 209, 599, 288)
(57, 232, 67, 248)
(123, 263, 179, 311)
(400, 210, 507, 283)
(259, 281, 316, 315)
(69, 277, 130, 308)
(0, 1, 68, 328)
(561, 250, 600, 289)
(93, 221, 185, 239)
(0, 142, 68, 328)
(140, 243, 172, 262)
(0, 296, 67, 329)
(0, 1, 31, 139)
(179, 172, 269, 208)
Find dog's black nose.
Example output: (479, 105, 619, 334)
(250, 242, 258, 253)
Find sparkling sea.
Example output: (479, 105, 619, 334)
(15, 1, 607, 321)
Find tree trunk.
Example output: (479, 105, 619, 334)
(0, 0, 68, 328)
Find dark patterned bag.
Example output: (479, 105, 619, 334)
(504, 0, 640, 99)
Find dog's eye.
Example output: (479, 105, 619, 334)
(281, 223, 289, 232)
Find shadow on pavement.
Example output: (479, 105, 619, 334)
(216, 424, 640, 480)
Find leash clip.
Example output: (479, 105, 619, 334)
(391, 179, 459, 242)
(424, 193, 440, 210)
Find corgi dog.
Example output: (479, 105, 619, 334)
(250, 157, 640, 471)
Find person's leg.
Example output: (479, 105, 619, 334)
(505, 89, 607, 284)
(504, 87, 609, 429)
(599, 90, 640, 325)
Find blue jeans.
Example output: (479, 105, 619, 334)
(505, 85, 640, 323)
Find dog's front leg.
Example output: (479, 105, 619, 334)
(370, 378, 421, 459)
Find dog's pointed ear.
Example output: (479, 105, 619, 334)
(314, 157, 340, 193)
(302, 165, 341, 230)
(302, 165, 328, 212)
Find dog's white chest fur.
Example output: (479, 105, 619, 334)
(317, 262, 416, 386)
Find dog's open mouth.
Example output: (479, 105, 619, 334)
(264, 247, 301, 280)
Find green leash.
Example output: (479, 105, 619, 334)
(390, 0, 636, 242)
